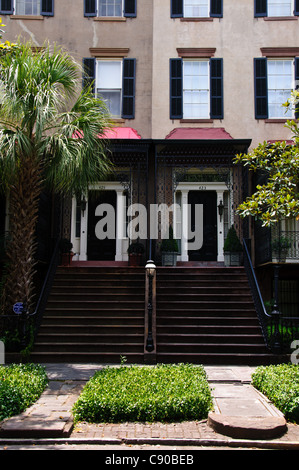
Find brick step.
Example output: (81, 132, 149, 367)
(36, 333, 144, 343)
(157, 301, 256, 309)
(156, 294, 253, 302)
(157, 342, 269, 354)
(39, 324, 144, 334)
(157, 316, 260, 325)
(41, 316, 144, 326)
(44, 308, 145, 316)
(29, 352, 144, 364)
(48, 293, 145, 302)
(33, 342, 144, 353)
(46, 300, 145, 309)
(157, 286, 252, 294)
(156, 333, 265, 345)
(51, 286, 144, 294)
(155, 353, 277, 366)
(157, 324, 262, 334)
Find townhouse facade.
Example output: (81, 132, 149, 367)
(0, 0, 298, 316)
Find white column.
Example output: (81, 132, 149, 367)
(115, 190, 125, 261)
(181, 190, 189, 262)
(217, 191, 224, 262)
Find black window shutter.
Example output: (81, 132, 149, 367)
(0, 0, 13, 14)
(254, 58, 268, 119)
(124, 0, 136, 17)
(171, 0, 183, 17)
(295, 58, 299, 118)
(83, 58, 96, 94)
(294, 0, 299, 15)
(41, 0, 54, 16)
(84, 0, 96, 17)
(210, 0, 223, 17)
(210, 58, 223, 119)
(122, 58, 136, 119)
(170, 58, 183, 119)
(254, 0, 267, 17)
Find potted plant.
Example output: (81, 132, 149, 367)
(127, 240, 145, 266)
(161, 226, 179, 266)
(271, 236, 291, 263)
(223, 226, 243, 266)
(59, 238, 74, 266)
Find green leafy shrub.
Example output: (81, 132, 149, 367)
(0, 363, 48, 421)
(72, 363, 213, 423)
(252, 364, 299, 423)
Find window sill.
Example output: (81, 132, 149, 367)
(180, 119, 214, 123)
(180, 17, 213, 22)
(263, 16, 298, 21)
(10, 15, 44, 20)
(93, 16, 126, 22)
(264, 118, 291, 123)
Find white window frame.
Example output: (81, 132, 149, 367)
(14, 0, 40, 15)
(97, 0, 123, 17)
(96, 59, 123, 118)
(267, 58, 294, 119)
(183, 0, 209, 18)
(183, 59, 210, 119)
(268, 0, 293, 17)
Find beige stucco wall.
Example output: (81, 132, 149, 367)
(2, 0, 299, 147)
(151, 0, 299, 147)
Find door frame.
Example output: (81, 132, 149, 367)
(71, 182, 128, 261)
(175, 181, 229, 262)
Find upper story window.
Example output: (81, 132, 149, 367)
(0, 0, 54, 15)
(170, 56, 223, 120)
(84, 0, 136, 17)
(255, 0, 299, 17)
(171, 0, 222, 18)
(254, 56, 299, 119)
(83, 56, 136, 119)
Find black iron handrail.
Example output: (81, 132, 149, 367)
(243, 238, 271, 348)
(33, 237, 61, 338)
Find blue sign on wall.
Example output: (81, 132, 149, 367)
(13, 302, 24, 315)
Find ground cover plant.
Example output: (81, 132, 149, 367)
(0, 363, 48, 421)
(252, 364, 299, 423)
(72, 363, 213, 423)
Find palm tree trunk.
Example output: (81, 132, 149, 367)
(2, 157, 42, 314)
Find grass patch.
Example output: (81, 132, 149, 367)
(0, 363, 48, 421)
(252, 363, 299, 423)
(72, 363, 213, 423)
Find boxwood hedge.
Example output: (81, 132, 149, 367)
(72, 363, 213, 423)
(0, 363, 48, 421)
(252, 364, 299, 423)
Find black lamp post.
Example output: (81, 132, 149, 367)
(218, 200, 224, 222)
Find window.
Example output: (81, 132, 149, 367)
(83, 57, 136, 119)
(254, 57, 299, 119)
(170, 57, 223, 119)
(84, 0, 136, 17)
(0, 0, 54, 15)
(183, 60, 210, 118)
(254, 0, 299, 17)
(268, 60, 293, 118)
(171, 0, 222, 18)
(97, 61, 122, 117)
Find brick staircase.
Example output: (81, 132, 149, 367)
(30, 267, 145, 364)
(155, 266, 273, 365)
(30, 265, 275, 365)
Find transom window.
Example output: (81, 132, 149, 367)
(268, 59, 293, 118)
(15, 0, 40, 15)
(183, 60, 209, 118)
(96, 60, 122, 117)
(184, 0, 209, 17)
(268, 0, 292, 16)
(99, 0, 122, 16)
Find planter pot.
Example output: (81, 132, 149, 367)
(128, 253, 143, 266)
(224, 251, 243, 266)
(61, 252, 74, 266)
(162, 252, 178, 266)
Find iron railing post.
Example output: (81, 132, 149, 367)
(144, 260, 156, 363)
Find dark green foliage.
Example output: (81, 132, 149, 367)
(72, 363, 213, 423)
(223, 226, 243, 252)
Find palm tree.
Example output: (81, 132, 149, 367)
(0, 42, 113, 314)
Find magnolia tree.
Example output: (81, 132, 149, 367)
(234, 93, 299, 227)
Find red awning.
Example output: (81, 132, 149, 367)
(103, 127, 141, 139)
(165, 128, 233, 140)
